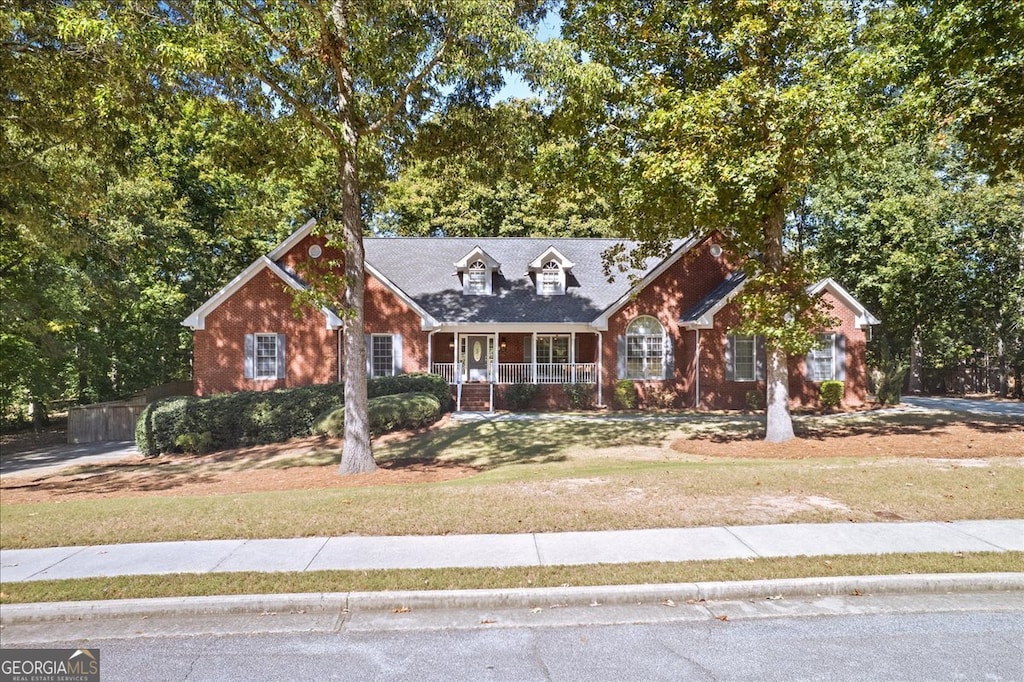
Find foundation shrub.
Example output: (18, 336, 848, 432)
(819, 380, 845, 409)
(503, 383, 540, 410)
(135, 374, 451, 456)
(562, 383, 596, 410)
(312, 392, 441, 438)
(614, 380, 638, 409)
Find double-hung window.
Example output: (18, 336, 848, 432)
(808, 333, 836, 382)
(245, 333, 285, 381)
(467, 260, 488, 295)
(370, 335, 395, 378)
(540, 261, 562, 295)
(254, 334, 279, 379)
(731, 335, 757, 382)
(625, 316, 665, 380)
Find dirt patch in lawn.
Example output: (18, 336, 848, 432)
(2, 417, 1021, 505)
(671, 421, 1023, 459)
(0, 429, 479, 504)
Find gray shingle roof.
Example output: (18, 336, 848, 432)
(362, 238, 688, 324)
(679, 270, 747, 325)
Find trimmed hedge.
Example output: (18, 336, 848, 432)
(819, 380, 845, 409)
(312, 392, 442, 438)
(136, 373, 451, 457)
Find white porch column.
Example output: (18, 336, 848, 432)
(597, 332, 603, 406)
(570, 331, 577, 383)
(531, 331, 537, 384)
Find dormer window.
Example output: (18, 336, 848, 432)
(455, 247, 499, 296)
(540, 261, 562, 295)
(467, 260, 488, 294)
(529, 247, 573, 296)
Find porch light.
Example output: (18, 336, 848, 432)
(500, 337, 507, 350)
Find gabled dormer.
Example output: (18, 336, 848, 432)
(454, 246, 500, 295)
(529, 247, 574, 296)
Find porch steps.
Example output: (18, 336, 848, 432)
(458, 383, 492, 412)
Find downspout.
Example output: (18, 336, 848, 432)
(427, 330, 436, 376)
(694, 329, 701, 410)
(491, 331, 498, 413)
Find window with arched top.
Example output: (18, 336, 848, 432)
(467, 260, 487, 294)
(624, 316, 666, 380)
(540, 260, 562, 295)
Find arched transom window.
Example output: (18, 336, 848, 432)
(625, 316, 665, 379)
(540, 260, 562, 295)
(467, 260, 488, 294)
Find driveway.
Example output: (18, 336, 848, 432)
(0, 441, 139, 477)
(901, 395, 1024, 419)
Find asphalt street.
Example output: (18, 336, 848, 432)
(3, 592, 1021, 682)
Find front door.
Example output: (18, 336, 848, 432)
(465, 336, 490, 382)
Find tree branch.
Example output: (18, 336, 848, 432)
(364, 38, 450, 135)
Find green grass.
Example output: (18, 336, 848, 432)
(2, 412, 1022, 550)
(2, 552, 1018, 604)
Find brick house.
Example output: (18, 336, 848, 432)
(183, 219, 879, 411)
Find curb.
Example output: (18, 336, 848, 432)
(3, 573, 1022, 625)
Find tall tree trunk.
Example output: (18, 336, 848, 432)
(337, 148, 375, 474)
(764, 346, 795, 442)
(762, 202, 795, 443)
(334, 0, 375, 474)
(908, 327, 923, 394)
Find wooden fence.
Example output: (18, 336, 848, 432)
(67, 399, 147, 443)
(67, 381, 193, 443)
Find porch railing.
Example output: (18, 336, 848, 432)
(431, 362, 596, 385)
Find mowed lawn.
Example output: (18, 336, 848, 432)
(1, 411, 1022, 550)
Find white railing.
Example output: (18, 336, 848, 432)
(432, 363, 457, 384)
(433, 362, 596, 385)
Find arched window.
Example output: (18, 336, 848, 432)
(467, 260, 487, 294)
(625, 316, 665, 379)
(540, 260, 562, 295)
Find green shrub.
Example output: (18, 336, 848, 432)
(644, 386, 676, 409)
(873, 365, 907, 405)
(135, 374, 452, 456)
(614, 380, 638, 409)
(745, 389, 765, 411)
(819, 380, 845, 409)
(367, 373, 453, 411)
(503, 383, 540, 410)
(562, 383, 595, 410)
(313, 392, 441, 438)
(174, 431, 213, 455)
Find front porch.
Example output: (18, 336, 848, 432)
(427, 331, 602, 412)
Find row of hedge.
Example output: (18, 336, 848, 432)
(312, 392, 442, 438)
(136, 373, 451, 456)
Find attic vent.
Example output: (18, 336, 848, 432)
(308, 244, 323, 259)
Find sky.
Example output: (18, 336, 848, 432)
(491, 11, 564, 102)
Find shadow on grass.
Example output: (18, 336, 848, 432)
(373, 417, 685, 471)
(686, 411, 1023, 444)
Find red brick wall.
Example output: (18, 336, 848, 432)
(697, 290, 869, 409)
(603, 237, 734, 408)
(192, 267, 339, 395)
(193, 233, 431, 394)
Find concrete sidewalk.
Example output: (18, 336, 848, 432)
(2, 520, 1021, 583)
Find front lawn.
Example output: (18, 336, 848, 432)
(2, 410, 1021, 550)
